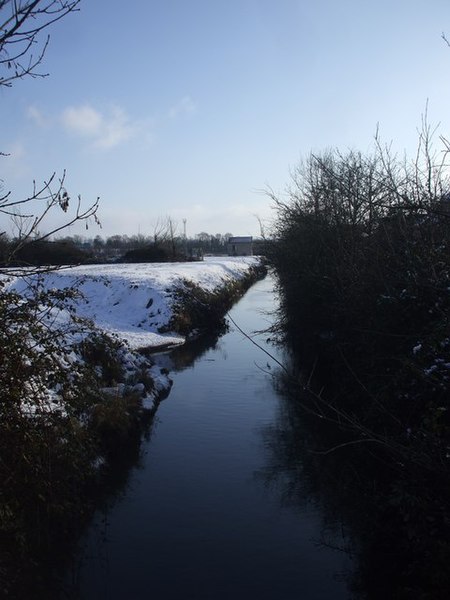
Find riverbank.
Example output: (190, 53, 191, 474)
(0, 256, 265, 598)
(5, 256, 265, 351)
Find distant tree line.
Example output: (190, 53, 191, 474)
(0, 222, 239, 266)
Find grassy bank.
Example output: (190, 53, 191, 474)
(166, 260, 267, 336)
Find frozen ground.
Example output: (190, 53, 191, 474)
(4, 256, 261, 350)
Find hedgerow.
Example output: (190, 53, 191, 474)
(267, 126, 450, 597)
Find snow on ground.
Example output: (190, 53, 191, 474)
(4, 257, 260, 350)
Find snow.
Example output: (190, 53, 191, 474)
(4, 256, 260, 350)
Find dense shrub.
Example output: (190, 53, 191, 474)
(6, 239, 92, 266)
(268, 141, 450, 433)
(0, 278, 164, 597)
(267, 133, 450, 598)
(123, 243, 187, 263)
(123, 244, 173, 263)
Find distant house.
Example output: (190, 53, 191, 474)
(227, 236, 253, 256)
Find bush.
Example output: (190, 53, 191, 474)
(6, 239, 92, 266)
(267, 139, 450, 431)
(267, 132, 450, 598)
(123, 244, 183, 263)
(0, 277, 164, 596)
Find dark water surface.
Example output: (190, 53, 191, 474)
(67, 276, 353, 599)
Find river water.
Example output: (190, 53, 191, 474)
(65, 275, 354, 599)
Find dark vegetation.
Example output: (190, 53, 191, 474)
(0, 229, 266, 266)
(0, 279, 168, 598)
(8, 239, 92, 265)
(165, 261, 267, 336)
(266, 127, 450, 598)
(0, 3, 167, 596)
(122, 243, 177, 263)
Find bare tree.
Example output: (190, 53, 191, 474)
(1, 170, 99, 263)
(0, 1, 100, 267)
(151, 216, 179, 258)
(152, 216, 169, 245)
(0, 0, 80, 87)
(167, 216, 178, 258)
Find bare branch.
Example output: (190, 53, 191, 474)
(0, 0, 80, 87)
(1, 168, 100, 268)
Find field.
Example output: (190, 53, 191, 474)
(4, 256, 261, 350)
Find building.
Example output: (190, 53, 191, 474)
(227, 236, 253, 256)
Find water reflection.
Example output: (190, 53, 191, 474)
(259, 353, 450, 600)
(63, 277, 356, 599)
(151, 329, 225, 373)
(252, 361, 360, 582)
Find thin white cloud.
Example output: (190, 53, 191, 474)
(61, 105, 102, 137)
(169, 96, 197, 119)
(94, 106, 137, 150)
(26, 105, 48, 127)
(61, 104, 138, 150)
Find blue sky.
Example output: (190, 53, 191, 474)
(2, 0, 450, 239)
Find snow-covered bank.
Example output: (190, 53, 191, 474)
(0, 256, 264, 595)
(5, 256, 262, 350)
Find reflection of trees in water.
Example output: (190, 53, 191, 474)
(257, 364, 450, 600)
(85, 331, 227, 519)
(62, 332, 227, 597)
(151, 328, 226, 372)
(59, 407, 161, 597)
(256, 367, 361, 589)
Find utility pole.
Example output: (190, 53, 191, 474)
(183, 218, 187, 258)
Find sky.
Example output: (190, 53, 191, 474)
(1, 0, 450, 240)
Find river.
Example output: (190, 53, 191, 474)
(64, 275, 354, 599)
